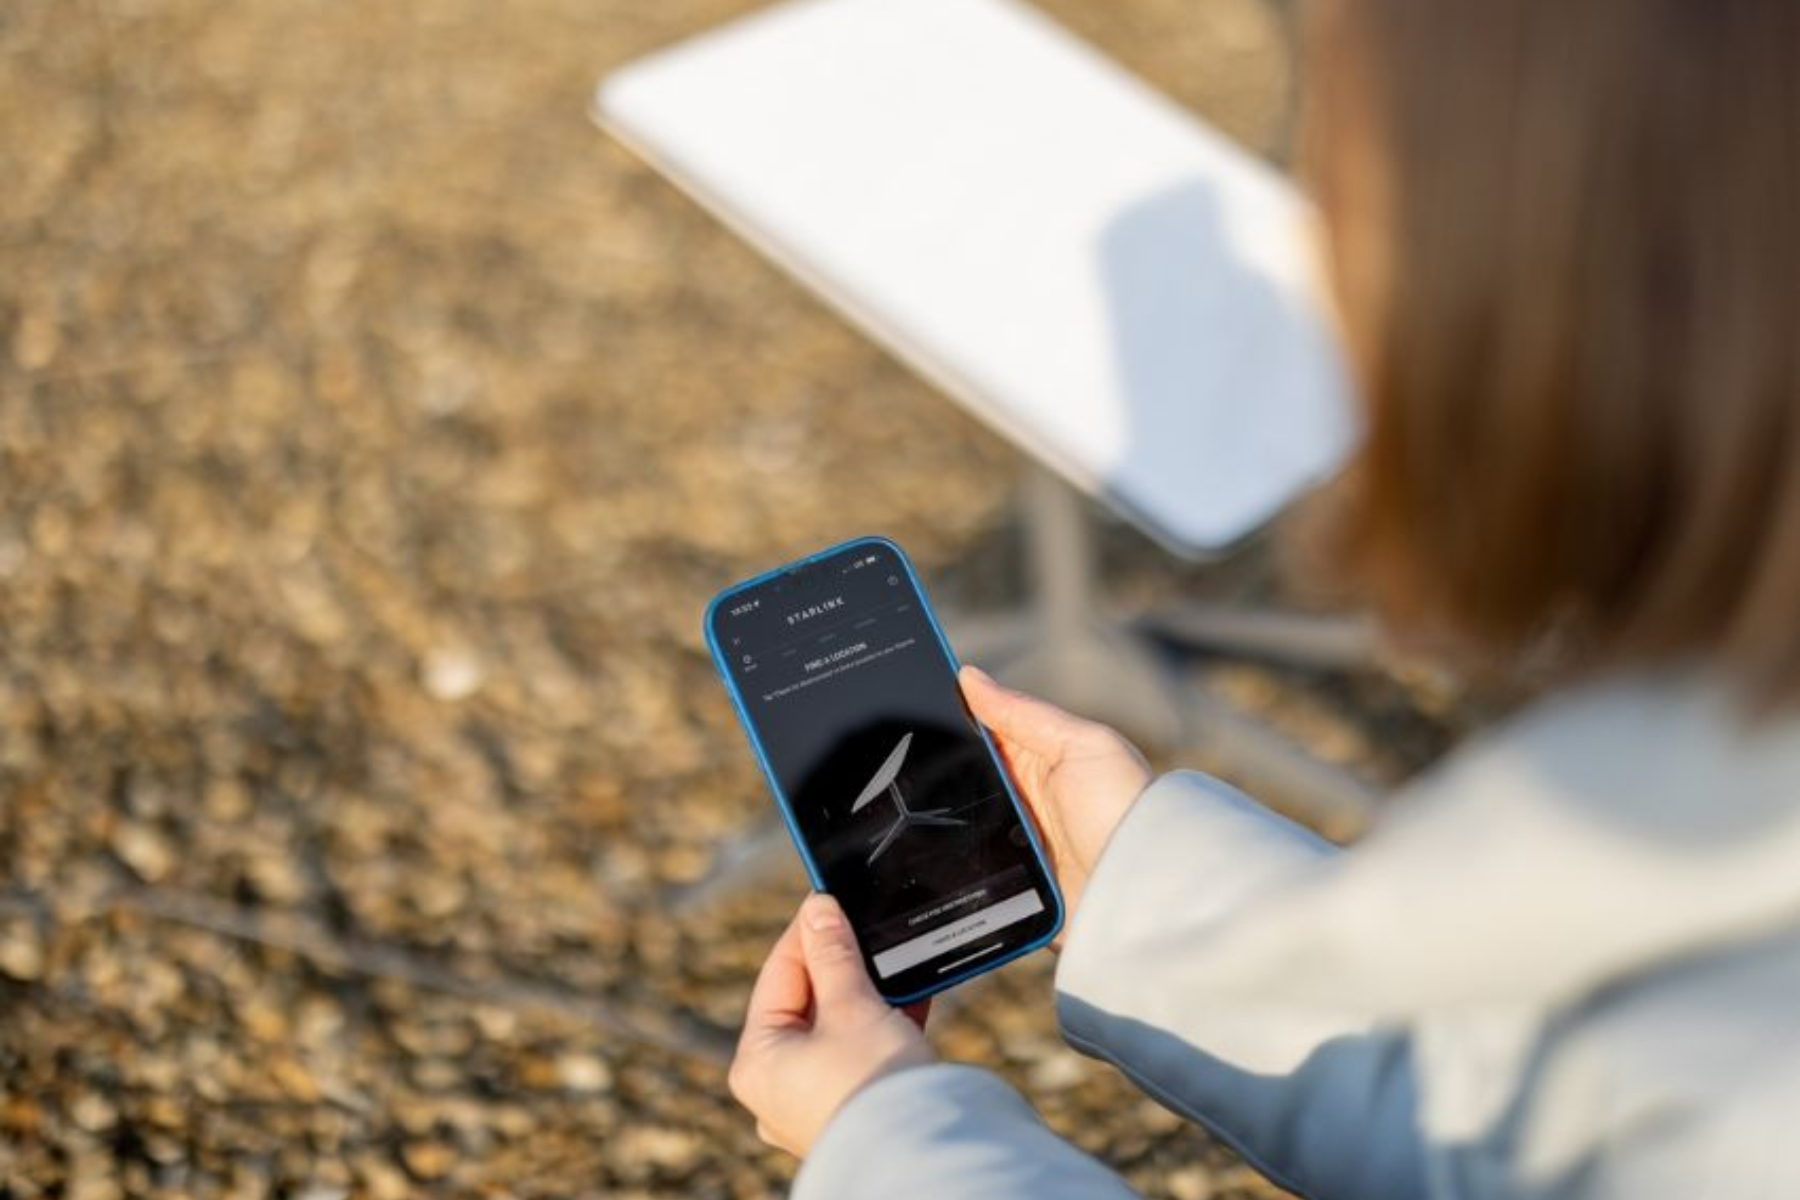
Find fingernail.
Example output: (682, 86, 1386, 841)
(806, 895, 844, 933)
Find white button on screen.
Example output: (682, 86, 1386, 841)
(872, 889, 1045, 979)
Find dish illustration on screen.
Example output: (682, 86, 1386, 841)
(852, 731, 968, 864)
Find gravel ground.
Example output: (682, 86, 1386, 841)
(0, 1, 1484, 1196)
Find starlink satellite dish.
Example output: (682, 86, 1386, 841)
(852, 732, 967, 864)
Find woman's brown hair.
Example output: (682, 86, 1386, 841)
(1300, 0, 1800, 707)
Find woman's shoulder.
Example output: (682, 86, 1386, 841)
(1383, 668, 1800, 933)
(1434, 666, 1800, 834)
(1367, 672, 1800, 1194)
(1211, 667, 1800, 1013)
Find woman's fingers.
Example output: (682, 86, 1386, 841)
(747, 898, 931, 1039)
(959, 664, 1088, 757)
(730, 897, 939, 1158)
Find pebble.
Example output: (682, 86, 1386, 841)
(353, 1157, 412, 1200)
(0, 923, 45, 981)
(111, 823, 176, 883)
(67, 1093, 116, 1134)
(613, 1125, 702, 1172)
(270, 1056, 323, 1103)
(1026, 1049, 1088, 1092)
(555, 1053, 614, 1094)
(399, 1141, 456, 1181)
(1167, 1165, 1217, 1200)
(292, 1186, 349, 1200)
(423, 647, 486, 702)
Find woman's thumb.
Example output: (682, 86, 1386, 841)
(799, 894, 881, 1009)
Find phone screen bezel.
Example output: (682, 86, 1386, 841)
(704, 534, 1064, 1004)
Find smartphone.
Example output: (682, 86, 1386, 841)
(705, 535, 1064, 1004)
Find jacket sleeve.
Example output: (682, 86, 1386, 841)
(792, 1063, 1142, 1200)
(1055, 771, 1426, 1200)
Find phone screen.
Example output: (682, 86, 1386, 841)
(709, 538, 1061, 1001)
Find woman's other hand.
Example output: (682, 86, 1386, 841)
(959, 665, 1153, 942)
(729, 893, 936, 1157)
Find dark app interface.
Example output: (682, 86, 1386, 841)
(716, 545, 1052, 993)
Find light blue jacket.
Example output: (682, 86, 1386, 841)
(793, 673, 1800, 1199)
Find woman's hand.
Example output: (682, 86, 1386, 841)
(960, 665, 1153, 943)
(729, 893, 936, 1157)
(729, 672, 1149, 1153)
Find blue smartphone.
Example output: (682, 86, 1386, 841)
(705, 535, 1064, 1004)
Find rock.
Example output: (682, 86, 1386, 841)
(270, 1055, 323, 1103)
(423, 647, 485, 702)
(399, 1140, 455, 1181)
(0, 923, 45, 981)
(112, 822, 176, 883)
(1026, 1050, 1087, 1092)
(245, 851, 310, 906)
(65, 1167, 123, 1200)
(1166, 1165, 1216, 1200)
(556, 1052, 614, 1094)
(353, 1156, 412, 1200)
(1, 1094, 43, 1137)
(514, 1054, 562, 1092)
(613, 1125, 701, 1172)
(67, 1092, 117, 1134)
(292, 1187, 349, 1200)
(204, 777, 253, 822)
